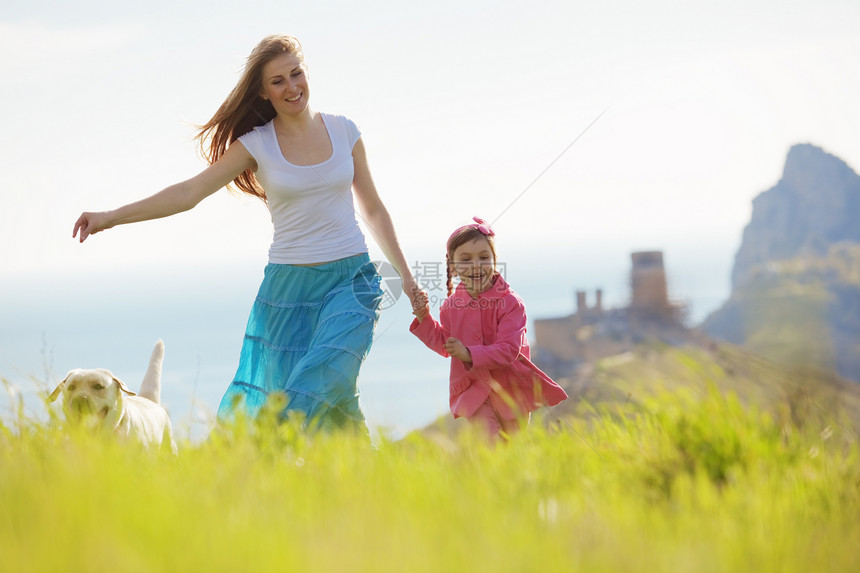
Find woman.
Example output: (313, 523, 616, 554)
(73, 35, 418, 433)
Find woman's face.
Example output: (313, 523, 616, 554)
(260, 52, 310, 117)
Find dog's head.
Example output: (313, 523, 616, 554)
(48, 369, 136, 427)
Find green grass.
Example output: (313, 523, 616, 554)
(2, 382, 858, 573)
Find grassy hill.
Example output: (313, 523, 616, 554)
(552, 341, 860, 435)
(703, 242, 860, 381)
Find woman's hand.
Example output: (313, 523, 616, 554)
(444, 337, 472, 364)
(73, 211, 114, 243)
(403, 276, 423, 308)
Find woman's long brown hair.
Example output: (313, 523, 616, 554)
(194, 35, 305, 201)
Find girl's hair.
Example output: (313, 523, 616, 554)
(445, 227, 497, 296)
(195, 35, 306, 201)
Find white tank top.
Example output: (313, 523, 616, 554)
(238, 112, 369, 264)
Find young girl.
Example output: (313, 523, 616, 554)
(410, 217, 568, 438)
(72, 35, 419, 434)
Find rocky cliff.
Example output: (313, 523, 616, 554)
(703, 144, 860, 381)
(731, 144, 860, 289)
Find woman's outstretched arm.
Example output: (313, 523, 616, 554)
(73, 142, 256, 242)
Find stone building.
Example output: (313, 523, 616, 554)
(532, 251, 687, 377)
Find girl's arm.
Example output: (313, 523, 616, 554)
(409, 302, 451, 358)
(73, 142, 256, 243)
(466, 297, 528, 370)
(351, 138, 420, 307)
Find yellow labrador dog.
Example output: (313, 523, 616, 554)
(48, 340, 177, 453)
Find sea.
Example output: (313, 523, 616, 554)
(0, 246, 732, 441)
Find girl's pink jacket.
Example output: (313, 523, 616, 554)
(410, 274, 568, 419)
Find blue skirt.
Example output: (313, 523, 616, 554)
(217, 253, 383, 431)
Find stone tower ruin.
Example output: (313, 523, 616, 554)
(532, 249, 689, 377)
(628, 251, 683, 323)
(630, 251, 668, 311)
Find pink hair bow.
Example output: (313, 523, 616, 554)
(448, 216, 495, 243)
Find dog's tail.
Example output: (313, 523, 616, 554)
(138, 340, 165, 403)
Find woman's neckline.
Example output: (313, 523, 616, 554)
(270, 112, 334, 168)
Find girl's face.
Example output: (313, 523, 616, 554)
(451, 236, 496, 295)
(260, 52, 310, 117)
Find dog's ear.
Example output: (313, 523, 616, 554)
(47, 374, 70, 403)
(112, 376, 137, 396)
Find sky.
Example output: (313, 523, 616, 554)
(2, 0, 860, 308)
